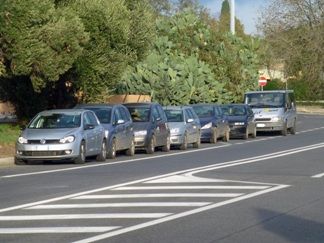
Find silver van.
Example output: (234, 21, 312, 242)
(244, 90, 297, 135)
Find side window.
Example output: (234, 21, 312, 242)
(189, 108, 199, 120)
(286, 93, 292, 109)
(185, 109, 193, 120)
(157, 105, 166, 121)
(118, 107, 129, 122)
(289, 92, 296, 108)
(152, 106, 160, 121)
(88, 112, 99, 126)
(215, 107, 222, 117)
(113, 108, 122, 124)
(83, 112, 92, 126)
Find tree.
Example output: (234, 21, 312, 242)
(259, 0, 324, 100)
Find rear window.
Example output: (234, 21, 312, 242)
(192, 106, 214, 118)
(224, 106, 247, 116)
(127, 107, 150, 122)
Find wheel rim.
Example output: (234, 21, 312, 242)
(102, 142, 107, 158)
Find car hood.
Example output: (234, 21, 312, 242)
(227, 116, 247, 123)
(252, 108, 284, 118)
(22, 128, 80, 140)
(199, 117, 213, 127)
(133, 122, 151, 132)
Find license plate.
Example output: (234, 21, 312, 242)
(257, 123, 266, 128)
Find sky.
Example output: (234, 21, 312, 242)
(199, 0, 270, 35)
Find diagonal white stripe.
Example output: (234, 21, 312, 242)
(73, 193, 243, 199)
(0, 227, 119, 234)
(112, 186, 269, 190)
(0, 213, 171, 220)
(27, 202, 211, 209)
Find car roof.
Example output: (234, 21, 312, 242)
(245, 90, 294, 94)
(163, 105, 192, 110)
(39, 109, 86, 114)
(124, 102, 157, 107)
(75, 103, 117, 108)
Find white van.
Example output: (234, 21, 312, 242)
(244, 90, 297, 136)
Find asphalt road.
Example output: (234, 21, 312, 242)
(0, 113, 324, 243)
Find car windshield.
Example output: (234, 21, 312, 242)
(223, 106, 247, 116)
(245, 93, 285, 108)
(164, 109, 184, 122)
(192, 106, 214, 118)
(128, 107, 150, 122)
(82, 108, 111, 124)
(29, 112, 81, 129)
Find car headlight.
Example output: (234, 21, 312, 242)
(105, 130, 109, 138)
(59, 135, 75, 144)
(18, 136, 28, 144)
(170, 128, 180, 134)
(201, 122, 212, 129)
(134, 130, 147, 136)
(234, 122, 245, 126)
(271, 117, 280, 122)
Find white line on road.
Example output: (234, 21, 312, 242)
(26, 202, 211, 209)
(72, 185, 289, 243)
(73, 193, 243, 199)
(112, 186, 270, 190)
(1, 142, 323, 213)
(0, 227, 119, 234)
(311, 173, 324, 178)
(0, 213, 171, 221)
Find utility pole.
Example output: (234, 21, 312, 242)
(230, 0, 235, 34)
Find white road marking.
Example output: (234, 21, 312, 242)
(144, 174, 225, 183)
(73, 193, 243, 199)
(311, 173, 324, 178)
(1, 142, 324, 213)
(72, 185, 289, 243)
(112, 186, 270, 190)
(0, 227, 119, 234)
(0, 213, 171, 221)
(26, 202, 212, 209)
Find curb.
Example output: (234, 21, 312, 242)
(0, 157, 14, 167)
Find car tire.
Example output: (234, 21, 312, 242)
(210, 128, 218, 144)
(162, 135, 170, 152)
(243, 128, 249, 140)
(222, 128, 230, 142)
(107, 138, 117, 159)
(281, 122, 288, 136)
(14, 157, 27, 165)
(74, 141, 86, 164)
(125, 139, 135, 156)
(180, 134, 188, 150)
(96, 140, 107, 162)
(251, 126, 257, 138)
(290, 119, 296, 135)
(146, 135, 155, 154)
(193, 133, 201, 149)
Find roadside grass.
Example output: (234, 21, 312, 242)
(0, 124, 20, 144)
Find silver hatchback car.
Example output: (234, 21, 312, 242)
(15, 109, 106, 165)
(163, 106, 201, 150)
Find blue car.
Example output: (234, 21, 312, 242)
(221, 104, 257, 139)
(191, 104, 230, 143)
(75, 104, 135, 159)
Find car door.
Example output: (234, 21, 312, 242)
(83, 112, 96, 155)
(215, 106, 226, 136)
(118, 106, 132, 149)
(184, 108, 195, 143)
(152, 105, 163, 146)
(157, 105, 169, 145)
(112, 107, 124, 150)
(246, 106, 255, 133)
(87, 111, 103, 154)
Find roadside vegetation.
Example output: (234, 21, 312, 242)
(0, 124, 20, 157)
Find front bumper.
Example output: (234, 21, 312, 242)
(16, 142, 79, 161)
(134, 135, 148, 148)
(229, 125, 246, 136)
(200, 128, 213, 141)
(255, 121, 284, 131)
(170, 134, 184, 145)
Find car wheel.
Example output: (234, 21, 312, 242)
(96, 140, 107, 162)
(146, 135, 155, 154)
(251, 126, 257, 138)
(281, 122, 288, 136)
(107, 138, 117, 159)
(14, 157, 27, 165)
(222, 128, 230, 142)
(193, 132, 201, 148)
(180, 134, 188, 150)
(162, 134, 170, 152)
(126, 139, 135, 156)
(243, 128, 249, 140)
(74, 141, 86, 164)
(290, 119, 296, 135)
(210, 128, 218, 144)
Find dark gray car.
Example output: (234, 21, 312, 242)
(75, 104, 135, 159)
(124, 103, 170, 154)
(164, 106, 201, 150)
(15, 109, 106, 165)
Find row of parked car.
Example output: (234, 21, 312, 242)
(15, 90, 298, 165)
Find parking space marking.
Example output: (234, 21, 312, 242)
(311, 173, 324, 178)
(112, 185, 270, 190)
(0, 227, 120, 234)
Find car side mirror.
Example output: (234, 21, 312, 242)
(187, 118, 194, 123)
(116, 119, 125, 125)
(84, 124, 95, 130)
